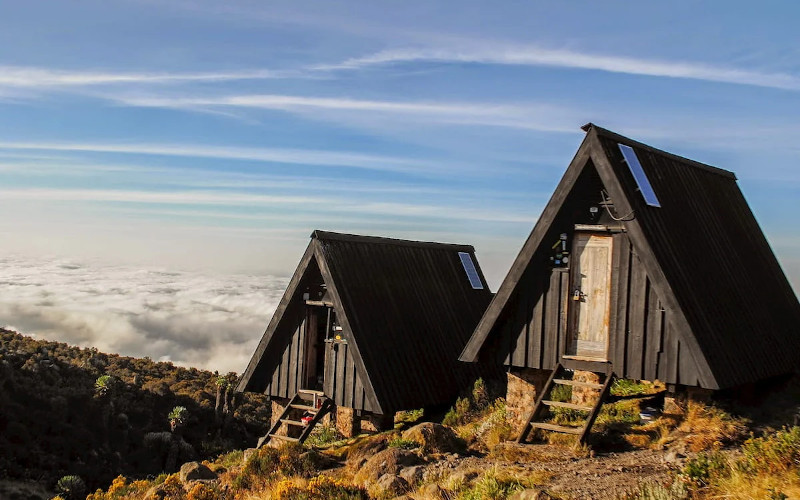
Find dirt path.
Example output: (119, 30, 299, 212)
(421, 444, 678, 499)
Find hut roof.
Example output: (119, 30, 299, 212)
(238, 230, 494, 412)
(461, 124, 800, 389)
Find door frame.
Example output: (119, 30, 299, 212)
(565, 231, 614, 361)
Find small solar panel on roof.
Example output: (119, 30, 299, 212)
(619, 144, 661, 207)
(458, 252, 484, 289)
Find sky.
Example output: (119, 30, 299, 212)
(1, 1, 799, 373)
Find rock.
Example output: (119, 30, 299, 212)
(179, 462, 216, 482)
(663, 450, 686, 464)
(353, 448, 423, 485)
(399, 465, 425, 485)
(401, 422, 465, 454)
(419, 483, 445, 499)
(372, 474, 409, 497)
(300, 450, 339, 470)
(346, 434, 388, 469)
(509, 489, 555, 500)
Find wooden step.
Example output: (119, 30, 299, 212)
(268, 433, 299, 442)
(298, 389, 325, 396)
(541, 400, 593, 412)
(280, 419, 307, 427)
(289, 404, 317, 412)
(529, 422, 583, 435)
(553, 378, 603, 389)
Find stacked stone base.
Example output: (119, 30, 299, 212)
(505, 368, 551, 436)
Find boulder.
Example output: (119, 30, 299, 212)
(300, 450, 339, 470)
(345, 434, 388, 469)
(398, 465, 425, 485)
(419, 483, 445, 499)
(371, 474, 409, 498)
(179, 462, 216, 482)
(353, 448, 423, 485)
(401, 423, 465, 454)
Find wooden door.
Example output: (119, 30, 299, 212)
(567, 233, 613, 360)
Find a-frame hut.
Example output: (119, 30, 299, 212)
(459, 124, 800, 440)
(237, 230, 494, 445)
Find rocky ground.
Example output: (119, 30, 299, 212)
(317, 422, 686, 500)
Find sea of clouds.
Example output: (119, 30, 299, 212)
(0, 255, 289, 374)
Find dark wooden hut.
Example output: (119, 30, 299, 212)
(237, 230, 494, 445)
(459, 124, 800, 441)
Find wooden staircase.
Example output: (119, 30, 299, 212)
(517, 364, 614, 445)
(257, 389, 333, 448)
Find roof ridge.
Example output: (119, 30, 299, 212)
(311, 230, 475, 252)
(582, 123, 737, 180)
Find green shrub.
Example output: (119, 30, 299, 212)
(739, 426, 800, 474)
(443, 396, 471, 426)
(218, 449, 244, 469)
(95, 375, 116, 396)
(472, 378, 489, 411)
(233, 442, 315, 490)
(681, 451, 728, 488)
(306, 424, 343, 447)
(611, 379, 651, 397)
(458, 469, 522, 500)
(550, 384, 572, 403)
(55, 475, 86, 500)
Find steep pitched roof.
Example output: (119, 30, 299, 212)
(461, 124, 800, 389)
(238, 230, 494, 412)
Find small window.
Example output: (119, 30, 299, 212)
(458, 252, 484, 289)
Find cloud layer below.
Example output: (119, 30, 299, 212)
(0, 255, 288, 373)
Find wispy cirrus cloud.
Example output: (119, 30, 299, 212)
(0, 140, 450, 175)
(0, 65, 296, 88)
(319, 45, 800, 91)
(109, 93, 579, 133)
(0, 187, 535, 223)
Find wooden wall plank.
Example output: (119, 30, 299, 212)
(544, 270, 561, 369)
(626, 253, 647, 380)
(644, 292, 662, 381)
(611, 236, 630, 369)
(344, 347, 356, 407)
(354, 374, 364, 410)
(528, 279, 544, 368)
(297, 315, 306, 390)
(559, 269, 570, 358)
(335, 344, 347, 404)
(288, 325, 299, 395)
(281, 334, 292, 398)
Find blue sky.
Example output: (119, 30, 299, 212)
(1, 0, 799, 292)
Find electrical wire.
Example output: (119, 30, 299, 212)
(600, 190, 635, 221)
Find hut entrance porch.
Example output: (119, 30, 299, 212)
(565, 232, 613, 361)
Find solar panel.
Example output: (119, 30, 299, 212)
(618, 144, 661, 208)
(458, 252, 484, 289)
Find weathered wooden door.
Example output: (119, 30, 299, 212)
(567, 233, 613, 359)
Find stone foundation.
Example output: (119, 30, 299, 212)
(360, 412, 395, 434)
(271, 399, 286, 428)
(506, 368, 551, 435)
(570, 370, 602, 407)
(335, 406, 361, 438)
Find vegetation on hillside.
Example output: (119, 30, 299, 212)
(0, 328, 268, 492)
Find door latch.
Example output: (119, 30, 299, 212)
(572, 288, 586, 301)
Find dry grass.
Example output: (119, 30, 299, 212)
(678, 401, 749, 452)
